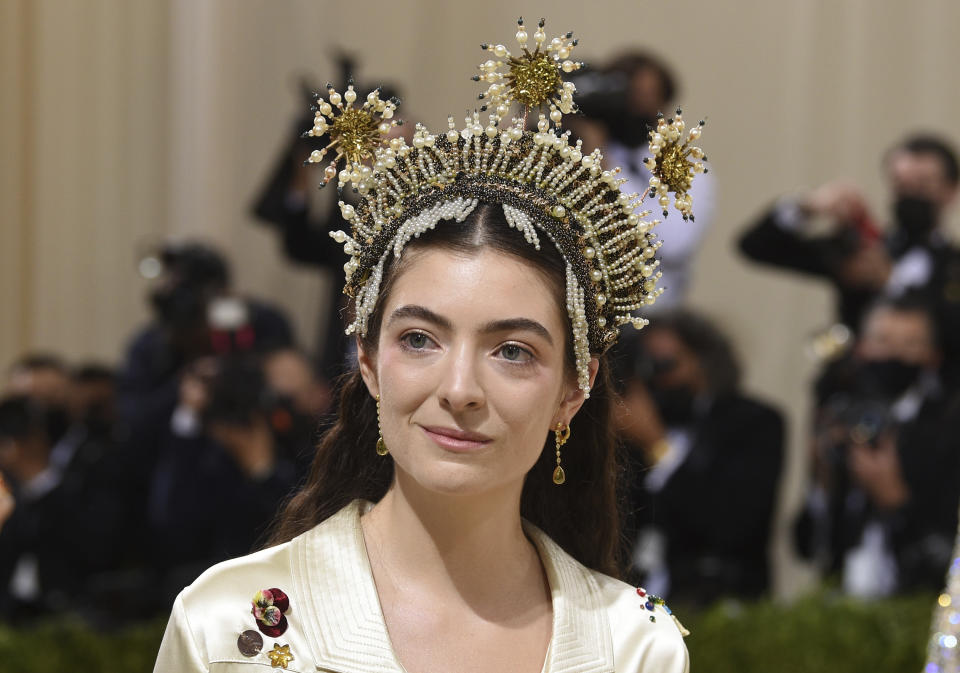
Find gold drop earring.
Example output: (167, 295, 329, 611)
(376, 394, 389, 456)
(553, 422, 570, 485)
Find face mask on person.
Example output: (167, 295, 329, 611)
(650, 384, 697, 426)
(856, 358, 922, 399)
(893, 195, 937, 242)
(607, 114, 657, 149)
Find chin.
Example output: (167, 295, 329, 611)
(399, 461, 515, 499)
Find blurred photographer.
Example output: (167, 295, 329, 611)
(117, 241, 293, 465)
(796, 295, 960, 597)
(568, 52, 715, 308)
(612, 310, 784, 604)
(147, 354, 301, 605)
(738, 135, 960, 385)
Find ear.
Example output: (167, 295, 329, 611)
(356, 339, 380, 399)
(553, 356, 600, 426)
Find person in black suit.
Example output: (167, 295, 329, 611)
(612, 310, 785, 605)
(0, 395, 103, 619)
(0, 363, 135, 623)
(796, 295, 960, 597)
(738, 135, 960, 387)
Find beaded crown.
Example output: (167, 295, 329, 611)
(304, 17, 706, 395)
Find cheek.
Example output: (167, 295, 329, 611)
(488, 372, 564, 449)
(376, 346, 433, 410)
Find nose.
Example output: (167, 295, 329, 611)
(437, 342, 486, 412)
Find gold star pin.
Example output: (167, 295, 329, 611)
(267, 643, 294, 669)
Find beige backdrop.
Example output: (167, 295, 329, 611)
(4, 0, 960, 595)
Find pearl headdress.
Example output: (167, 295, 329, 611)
(305, 18, 707, 396)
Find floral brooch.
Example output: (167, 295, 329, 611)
(252, 588, 291, 637)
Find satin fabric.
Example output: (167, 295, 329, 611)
(155, 500, 689, 672)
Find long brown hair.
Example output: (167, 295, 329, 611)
(267, 203, 622, 577)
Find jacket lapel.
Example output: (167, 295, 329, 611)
(292, 501, 405, 672)
(289, 501, 614, 673)
(526, 523, 615, 673)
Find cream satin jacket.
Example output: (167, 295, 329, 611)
(154, 501, 689, 673)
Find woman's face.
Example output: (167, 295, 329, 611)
(359, 246, 591, 499)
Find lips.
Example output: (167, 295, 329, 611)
(420, 425, 493, 452)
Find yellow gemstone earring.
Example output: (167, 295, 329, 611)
(375, 394, 389, 456)
(553, 422, 570, 485)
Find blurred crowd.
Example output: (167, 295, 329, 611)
(0, 243, 333, 624)
(2, 50, 960, 627)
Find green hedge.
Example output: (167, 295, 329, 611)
(683, 593, 935, 673)
(0, 594, 937, 672)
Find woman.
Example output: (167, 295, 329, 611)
(156, 19, 702, 672)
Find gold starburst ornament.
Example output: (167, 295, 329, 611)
(644, 109, 707, 221)
(303, 82, 401, 193)
(475, 17, 581, 126)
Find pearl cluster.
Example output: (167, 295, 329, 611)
(340, 197, 479, 337)
(643, 109, 707, 220)
(303, 82, 400, 192)
(475, 17, 581, 128)
(565, 262, 591, 394)
(306, 19, 707, 394)
(503, 204, 541, 250)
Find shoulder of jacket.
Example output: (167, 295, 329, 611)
(178, 540, 296, 614)
(590, 571, 690, 670)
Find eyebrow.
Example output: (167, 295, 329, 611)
(387, 305, 453, 330)
(479, 318, 554, 345)
(386, 305, 554, 345)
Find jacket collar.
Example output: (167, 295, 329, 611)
(290, 500, 613, 673)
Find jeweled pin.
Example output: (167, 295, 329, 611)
(267, 643, 295, 669)
(237, 630, 263, 657)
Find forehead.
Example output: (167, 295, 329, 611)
(384, 247, 565, 328)
(887, 150, 948, 183)
(644, 327, 686, 353)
